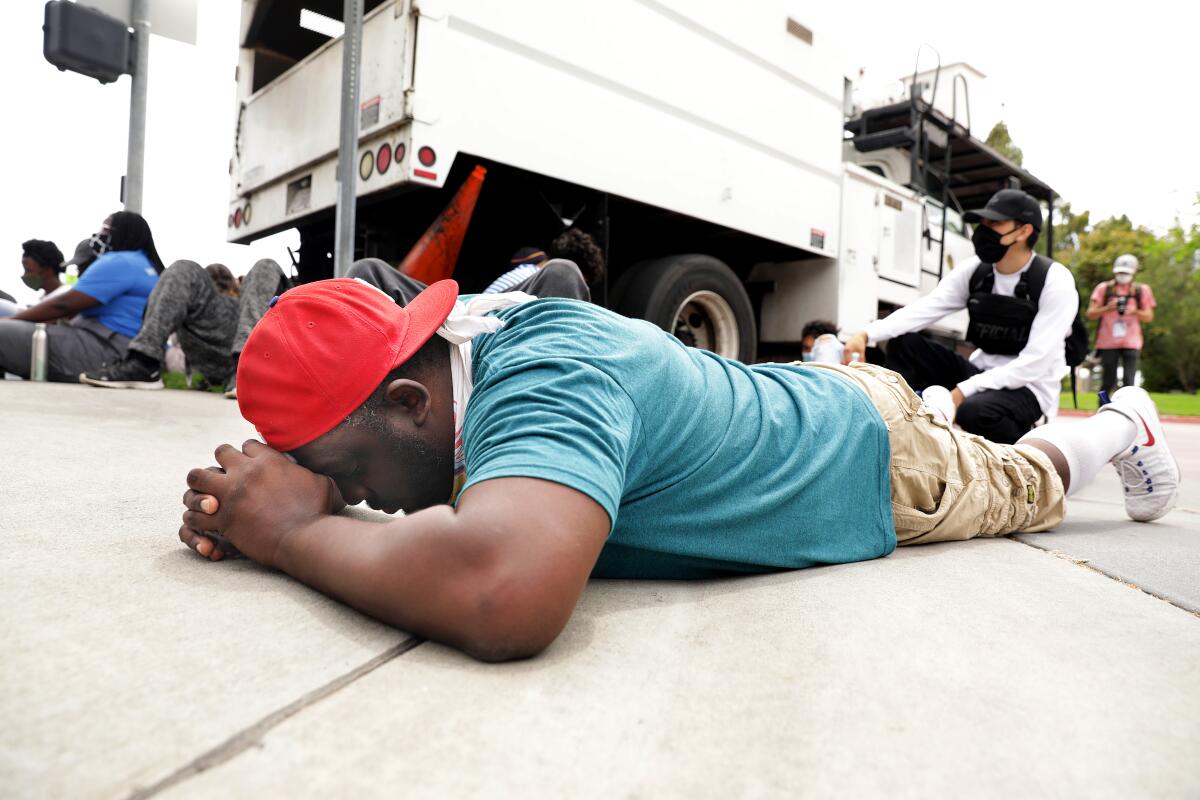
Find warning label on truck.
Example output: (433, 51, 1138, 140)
(810, 228, 826, 249)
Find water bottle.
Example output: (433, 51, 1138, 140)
(810, 333, 845, 365)
(30, 323, 48, 382)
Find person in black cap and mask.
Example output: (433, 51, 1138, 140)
(843, 188, 1079, 444)
(63, 238, 98, 279)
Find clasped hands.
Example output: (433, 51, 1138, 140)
(179, 440, 345, 566)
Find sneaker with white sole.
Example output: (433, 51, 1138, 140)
(1100, 386, 1180, 522)
(80, 354, 163, 390)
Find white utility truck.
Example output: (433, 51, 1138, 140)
(227, 0, 1058, 361)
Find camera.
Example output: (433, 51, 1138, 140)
(1116, 295, 1129, 315)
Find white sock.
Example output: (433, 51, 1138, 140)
(1018, 411, 1137, 496)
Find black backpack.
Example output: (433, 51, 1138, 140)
(968, 254, 1090, 406)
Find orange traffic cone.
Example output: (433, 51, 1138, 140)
(398, 165, 487, 284)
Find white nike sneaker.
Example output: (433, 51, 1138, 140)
(1100, 386, 1180, 522)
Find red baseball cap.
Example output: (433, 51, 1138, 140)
(237, 278, 458, 451)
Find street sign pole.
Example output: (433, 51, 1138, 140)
(124, 0, 150, 213)
(333, 0, 365, 277)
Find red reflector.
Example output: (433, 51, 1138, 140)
(394, 142, 406, 163)
(376, 142, 392, 174)
(417, 146, 436, 167)
(233, 207, 242, 227)
(414, 169, 437, 181)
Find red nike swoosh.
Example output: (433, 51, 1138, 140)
(1135, 412, 1155, 447)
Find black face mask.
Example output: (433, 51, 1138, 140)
(22, 273, 43, 291)
(972, 224, 1020, 263)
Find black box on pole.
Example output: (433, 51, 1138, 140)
(43, 0, 132, 85)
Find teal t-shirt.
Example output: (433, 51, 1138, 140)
(461, 299, 896, 579)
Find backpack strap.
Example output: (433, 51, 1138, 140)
(1023, 254, 1054, 306)
(969, 261, 995, 295)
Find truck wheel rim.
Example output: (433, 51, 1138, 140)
(673, 290, 739, 358)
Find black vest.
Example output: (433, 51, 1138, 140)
(966, 254, 1089, 367)
(965, 257, 1050, 356)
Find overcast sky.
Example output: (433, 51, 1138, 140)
(1, 1, 1197, 304)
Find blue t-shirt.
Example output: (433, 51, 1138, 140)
(73, 250, 158, 338)
(461, 299, 896, 579)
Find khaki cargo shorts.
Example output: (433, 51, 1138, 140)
(803, 362, 1065, 545)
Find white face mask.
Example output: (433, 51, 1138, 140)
(1114, 273, 1133, 285)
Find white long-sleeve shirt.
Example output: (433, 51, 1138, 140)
(863, 253, 1079, 417)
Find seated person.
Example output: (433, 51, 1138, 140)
(800, 319, 843, 364)
(481, 228, 603, 299)
(83, 234, 600, 398)
(163, 265, 243, 377)
(844, 189, 1078, 444)
(63, 238, 98, 279)
(2, 240, 73, 320)
(206, 263, 240, 298)
(20, 240, 73, 307)
(81, 258, 290, 398)
(0, 212, 162, 381)
(177, 277, 1178, 663)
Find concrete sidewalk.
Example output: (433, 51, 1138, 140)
(2, 382, 1197, 799)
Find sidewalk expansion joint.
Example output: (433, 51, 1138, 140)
(125, 636, 425, 799)
(1067, 496, 1198, 516)
(1009, 536, 1200, 618)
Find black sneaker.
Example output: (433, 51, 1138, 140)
(80, 355, 164, 390)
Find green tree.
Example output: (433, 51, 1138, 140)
(1050, 201, 1089, 261)
(985, 121, 1023, 166)
(1138, 220, 1200, 392)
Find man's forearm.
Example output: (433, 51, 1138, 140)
(272, 506, 507, 657)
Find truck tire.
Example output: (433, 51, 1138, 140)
(615, 254, 756, 363)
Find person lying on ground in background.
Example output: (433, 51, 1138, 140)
(0, 212, 162, 380)
(843, 189, 1079, 444)
(80, 258, 290, 398)
(481, 228, 603, 299)
(176, 276, 1180, 663)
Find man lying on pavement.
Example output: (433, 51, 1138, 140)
(179, 278, 1180, 662)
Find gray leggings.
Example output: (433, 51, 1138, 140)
(128, 259, 289, 381)
(346, 257, 590, 306)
